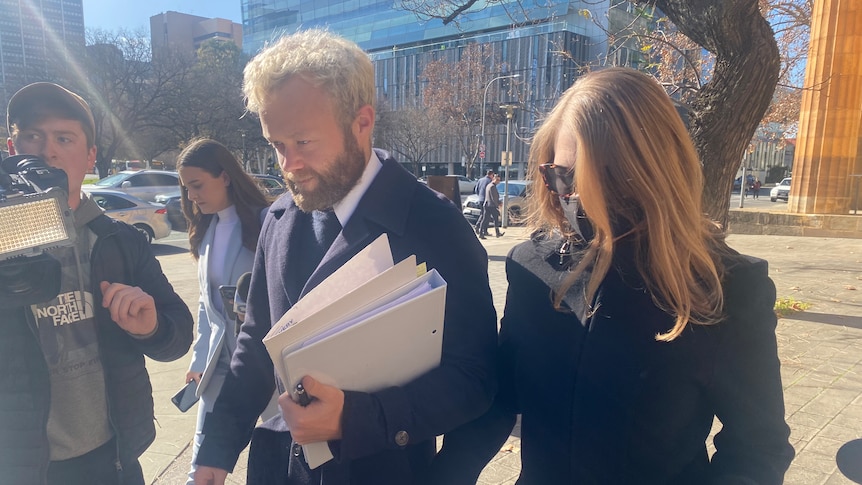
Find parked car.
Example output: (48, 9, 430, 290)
(253, 174, 287, 197)
(154, 191, 186, 232)
(454, 175, 476, 195)
(770, 177, 792, 202)
(463, 180, 531, 224)
(418, 175, 476, 196)
(91, 169, 180, 202)
(84, 188, 172, 243)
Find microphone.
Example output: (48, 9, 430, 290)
(234, 272, 252, 328)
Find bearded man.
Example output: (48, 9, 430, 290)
(193, 29, 499, 485)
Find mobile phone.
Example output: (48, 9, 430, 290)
(171, 380, 199, 412)
(218, 285, 238, 322)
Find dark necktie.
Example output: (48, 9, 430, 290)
(295, 210, 342, 296)
(312, 209, 341, 255)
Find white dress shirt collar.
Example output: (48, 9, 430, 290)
(331, 150, 383, 227)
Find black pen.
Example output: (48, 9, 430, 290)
(295, 382, 312, 406)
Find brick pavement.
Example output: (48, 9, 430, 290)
(147, 229, 862, 484)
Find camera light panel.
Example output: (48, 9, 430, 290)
(0, 192, 75, 261)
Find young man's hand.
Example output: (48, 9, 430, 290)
(100, 281, 158, 336)
(194, 466, 228, 485)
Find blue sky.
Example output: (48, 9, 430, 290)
(83, 0, 242, 32)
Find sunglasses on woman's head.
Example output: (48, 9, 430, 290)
(539, 163, 575, 198)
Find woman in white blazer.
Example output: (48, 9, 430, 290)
(177, 138, 271, 484)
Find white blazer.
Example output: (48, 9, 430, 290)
(189, 216, 256, 397)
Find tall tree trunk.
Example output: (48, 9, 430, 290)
(653, 0, 780, 228)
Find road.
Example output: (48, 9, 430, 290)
(731, 189, 787, 210)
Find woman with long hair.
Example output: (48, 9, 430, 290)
(177, 138, 270, 484)
(472, 67, 794, 483)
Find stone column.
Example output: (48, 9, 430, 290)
(789, 0, 862, 214)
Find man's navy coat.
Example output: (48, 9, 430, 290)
(197, 153, 498, 484)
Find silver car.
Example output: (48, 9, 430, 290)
(419, 175, 476, 196)
(463, 180, 531, 224)
(454, 175, 477, 195)
(84, 189, 172, 243)
(253, 174, 288, 197)
(91, 170, 180, 202)
(154, 191, 186, 232)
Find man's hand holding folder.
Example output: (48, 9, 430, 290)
(262, 234, 447, 468)
(278, 376, 345, 444)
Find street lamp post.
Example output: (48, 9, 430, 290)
(478, 73, 520, 176)
(499, 104, 518, 227)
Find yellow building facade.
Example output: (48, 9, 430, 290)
(790, 0, 862, 214)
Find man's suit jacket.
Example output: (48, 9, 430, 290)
(189, 215, 256, 397)
(197, 153, 498, 484)
(484, 182, 500, 208)
(474, 175, 492, 203)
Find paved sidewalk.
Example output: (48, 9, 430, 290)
(145, 229, 862, 484)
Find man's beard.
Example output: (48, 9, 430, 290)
(285, 133, 367, 212)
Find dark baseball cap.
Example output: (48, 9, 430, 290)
(7, 82, 96, 147)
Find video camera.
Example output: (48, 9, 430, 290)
(1, 155, 70, 197)
(0, 155, 75, 309)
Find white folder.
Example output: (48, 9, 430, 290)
(282, 269, 446, 468)
(261, 234, 447, 469)
(264, 233, 395, 340)
(263, 234, 415, 381)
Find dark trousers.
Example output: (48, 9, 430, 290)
(474, 203, 486, 232)
(247, 427, 438, 485)
(480, 205, 501, 236)
(47, 438, 144, 485)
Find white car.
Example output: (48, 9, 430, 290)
(770, 177, 791, 202)
(84, 189, 172, 243)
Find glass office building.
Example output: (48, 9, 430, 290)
(241, 0, 647, 176)
(0, 0, 85, 122)
(242, 0, 594, 53)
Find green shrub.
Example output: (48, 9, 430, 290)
(774, 297, 811, 318)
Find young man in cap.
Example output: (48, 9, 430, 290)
(1, 82, 194, 485)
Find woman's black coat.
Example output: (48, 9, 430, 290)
(475, 233, 794, 484)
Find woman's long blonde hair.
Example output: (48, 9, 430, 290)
(526, 67, 731, 341)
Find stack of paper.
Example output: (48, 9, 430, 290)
(262, 234, 447, 468)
